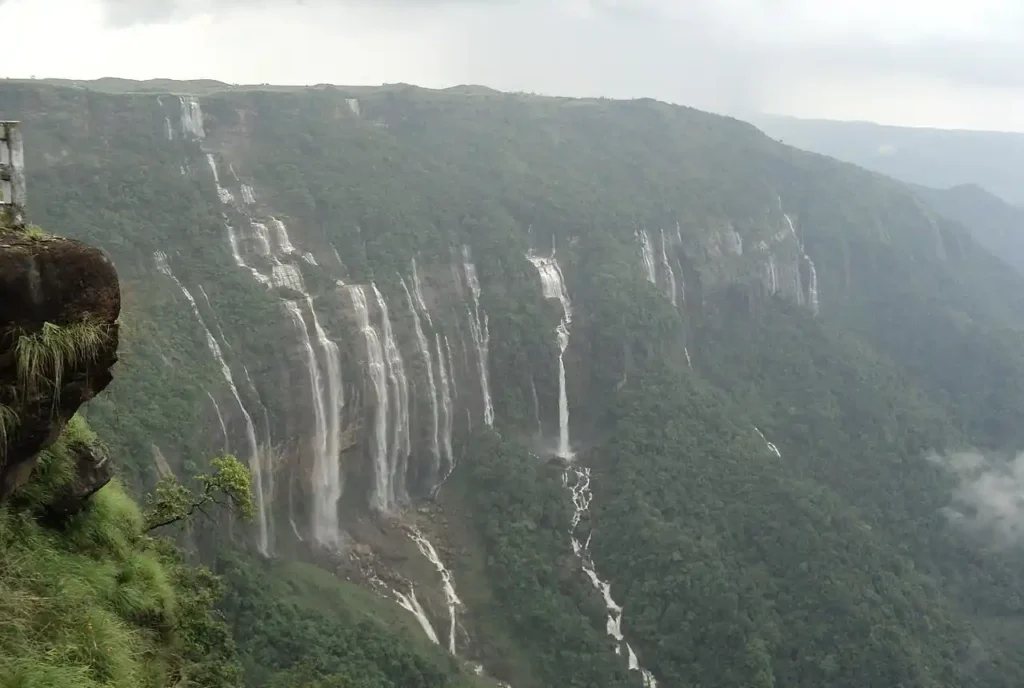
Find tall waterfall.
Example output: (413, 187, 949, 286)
(402, 277, 440, 484)
(659, 229, 678, 307)
(636, 229, 657, 284)
(780, 198, 820, 315)
(804, 255, 820, 315)
(349, 286, 394, 513)
(154, 251, 270, 555)
(374, 284, 411, 506)
(565, 467, 658, 687)
(461, 246, 494, 426)
(436, 335, 455, 479)
(203, 154, 346, 548)
(179, 96, 205, 139)
(527, 249, 573, 460)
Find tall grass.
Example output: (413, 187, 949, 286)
(0, 404, 16, 458)
(8, 415, 96, 508)
(0, 481, 178, 688)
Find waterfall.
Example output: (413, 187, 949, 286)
(411, 258, 434, 330)
(436, 335, 455, 480)
(461, 246, 494, 426)
(754, 427, 782, 458)
(308, 299, 344, 545)
(349, 286, 393, 513)
(659, 229, 678, 307)
(283, 300, 343, 547)
(154, 252, 270, 556)
(270, 217, 297, 253)
(164, 116, 174, 141)
(636, 229, 657, 284)
(409, 527, 463, 655)
(206, 153, 235, 204)
(403, 277, 440, 485)
(565, 467, 658, 687)
(395, 588, 440, 645)
(206, 390, 229, 451)
(780, 201, 820, 315)
(240, 184, 256, 205)
(527, 249, 573, 460)
(374, 284, 411, 506)
(202, 162, 346, 548)
(768, 256, 778, 294)
(805, 255, 820, 315)
(179, 96, 205, 139)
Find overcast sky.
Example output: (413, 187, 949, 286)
(3, 0, 1024, 131)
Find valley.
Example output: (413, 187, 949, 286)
(4, 78, 1024, 686)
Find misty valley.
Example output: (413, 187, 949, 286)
(4, 79, 1024, 688)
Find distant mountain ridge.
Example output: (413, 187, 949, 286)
(752, 113, 1024, 205)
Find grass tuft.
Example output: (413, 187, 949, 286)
(15, 320, 112, 405)
(0, 403, 17, 457)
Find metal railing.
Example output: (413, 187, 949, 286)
(0, 121, 26, 227)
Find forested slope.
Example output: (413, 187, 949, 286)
(2, 79, 1024, 686)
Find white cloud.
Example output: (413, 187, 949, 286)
(930, 450, 1024, 548)
(3, 0, 1024, 130)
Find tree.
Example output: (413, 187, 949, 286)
(144, 455, 255, 532)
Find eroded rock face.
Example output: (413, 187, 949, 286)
(0, 227, 121, 500)
(43, 442, 115, 521)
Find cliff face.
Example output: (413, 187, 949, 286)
(0, 226, 120, 500)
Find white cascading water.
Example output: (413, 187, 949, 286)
(779, 198, 820, 315)
(409, 527, 463, 655)
(636, 229, 657, 284)
(374, 284, 411, 506)
(768, 256, 778, 294)
(179, 96, 205, 139)
(203, 154, 345, 548)
(348, 285, 395, 513)
(461, 246, 494, 426)
(435, 334, 455, 480)
(411, 258, 434, 329)
(307, 300, 345, 544)
(754, 427, 782, 458)
(270, 217, 297, 253)
(283, 300, 344, 547)
(206, 153, 235, 205)
(402, 277, 441, 484)
(394, 588, 440, 645)
(164, 116, 174, 141)
(804, 255, 820, 315)
(154, 251, 270, 555)
(240, 184, 256, 205)
(564, 467, 657, 687)
(659, 229, 678, 307)
(527, 248, 573, 460)
(206, 390, 230, 451)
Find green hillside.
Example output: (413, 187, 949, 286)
(2, 79, 1024, 686)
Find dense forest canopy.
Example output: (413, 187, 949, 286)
(2, 78, 1024, 687)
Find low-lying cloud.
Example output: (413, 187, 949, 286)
(929, 450, 1024, 548)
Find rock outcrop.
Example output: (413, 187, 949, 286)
(0, 226, 120, 500)
(43, 440, 115, 521)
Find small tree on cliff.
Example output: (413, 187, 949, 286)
(144, 454, 254, 532)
